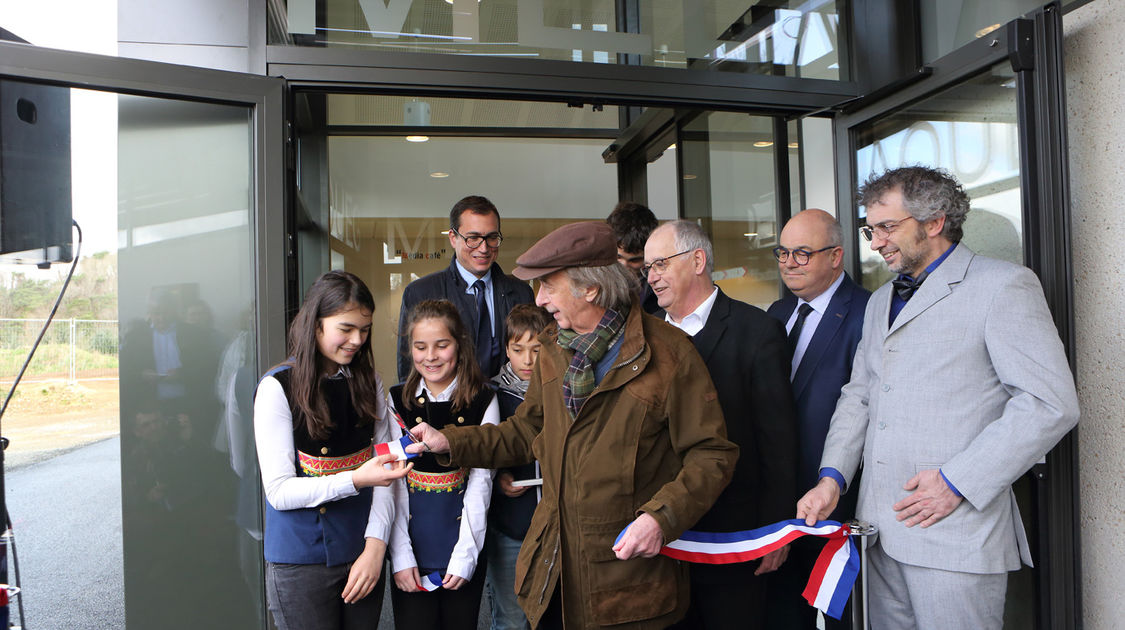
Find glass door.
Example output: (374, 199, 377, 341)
(0, 42, 284, 629)
(833, 4, 1075, 628)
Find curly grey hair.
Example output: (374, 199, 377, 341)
(857, 166, 970, 243)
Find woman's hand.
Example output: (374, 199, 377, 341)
(342, 538, 384, 603)
(442, 573, 468, 590)
(352, 453, 412, 489)
(393, 567, 421, 593)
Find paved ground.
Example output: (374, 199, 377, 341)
(6, 437, 124, 630)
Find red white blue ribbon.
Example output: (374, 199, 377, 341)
(615, 519, 859, 620)
(417, 571, 443, 592)
(373, 434, 419, 462)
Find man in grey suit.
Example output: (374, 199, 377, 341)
(796, 166, 1079, 630)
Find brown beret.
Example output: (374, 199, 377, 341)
(513, 221, 618, 280)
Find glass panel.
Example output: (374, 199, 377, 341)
(272, 0, 847, 79)
(918, 0, 1087, 64)
(0, 85, 263, 629)
(116, 94, 263, 630)
(320, 133, 617, 381)
(328, 94, 621, 128)
(647, 141, 679, 220)
(679, 111, 781, 309)
(854, 64, 1022, 291)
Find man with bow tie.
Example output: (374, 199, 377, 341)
(796, 166, 1079, 630)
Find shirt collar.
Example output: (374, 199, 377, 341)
(414, 375, 459, 402)
(666, 285, 719, 329)
(326, 365, 351, 380)
(454, 259, 492, 287)
(799, 271, 845, 314)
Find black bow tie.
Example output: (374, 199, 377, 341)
(892, 271, 928, 302)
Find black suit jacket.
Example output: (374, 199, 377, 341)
(767, 273, 870, 519)
(396, 261, 534, 381)
(687, 288, 798, 580)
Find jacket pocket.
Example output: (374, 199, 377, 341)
(582, 522, 679, 625)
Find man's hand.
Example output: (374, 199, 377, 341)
(893, 469, 962, 528)
(393, 567, 421, 593)
(796, 477, 841, 527)
(497, 472, 529, 498)
(754, 546, 789, 575)
(405, 422, 449, 455)
(612, 513, 665, 560)
(342, 539, 384, 603)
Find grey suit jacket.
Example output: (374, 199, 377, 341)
(820, 243, 1079, 574)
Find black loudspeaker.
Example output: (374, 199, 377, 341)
(0, 79, 73, 264)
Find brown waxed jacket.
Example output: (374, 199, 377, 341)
(443, 300, 738, 629)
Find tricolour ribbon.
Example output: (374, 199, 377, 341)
(417, 571, 443, 592)
(373, 434, 419, 462)
(615, 519, 859, 620)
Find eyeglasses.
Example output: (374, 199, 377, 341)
(772, 246, 837, 266)
(859, 216, 916, 242)
(642, 250, 692, 276)
(452, 228, 503, 249)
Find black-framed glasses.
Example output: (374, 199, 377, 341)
(772, 246, 837, 265)
(452, 228, 503, 249)
(859, 216, 916, 242)
(642, 250, 692, 276)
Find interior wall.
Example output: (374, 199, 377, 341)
(1063, 4, 1125, 629)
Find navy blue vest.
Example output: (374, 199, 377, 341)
(390, 382, 492, 571)
(489, 387, 539, 540)
(262, 365, 374, 566)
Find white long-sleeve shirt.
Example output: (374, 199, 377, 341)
(388, 377, 498, 580)
(253, 368, 397, 543)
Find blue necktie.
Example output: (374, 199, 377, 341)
(472, 280, 493, 375)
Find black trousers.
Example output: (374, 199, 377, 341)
(667, 562, 765, 630)
(391, 563, 488, 630)
(764, 536, 853, 630)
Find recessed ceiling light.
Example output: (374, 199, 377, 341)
(667, 143, 677, 150)
(753, 141, 773, 148)
(744, 232, 758, 237)
(682, 174, 697, 180)
(406, 135, 429, 143)
(788, 142, 799, 149)
(430, 171, 450, 178)
(975, 23, 1002, 38)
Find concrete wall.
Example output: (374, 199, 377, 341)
(1063, 4, 1125, 629)
(117, 0, 254, 73)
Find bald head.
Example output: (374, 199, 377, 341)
(777, 209, 844, 301)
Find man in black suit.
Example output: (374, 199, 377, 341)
(765, 208, 870, 629)
(647, 220, 798, 630)
(396, 195, 534, 381)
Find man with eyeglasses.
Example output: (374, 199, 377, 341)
(396, 195, 534, 381)
(646, 221, 798, 630)
(765, 208, 869, 629)
(796, 167, 1079, 630)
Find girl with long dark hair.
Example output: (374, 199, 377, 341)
(388, 299, 498, 630)
(254, 270, 411, 630)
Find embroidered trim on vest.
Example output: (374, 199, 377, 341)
(407, 468, 466, 493)
(297, 447, 372, 477)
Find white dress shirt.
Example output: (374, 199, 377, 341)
(785, 271, 845, 380)
(389, 376, 499, 580)
(665, 286, 720, 336)
(253, 366, 397, 543)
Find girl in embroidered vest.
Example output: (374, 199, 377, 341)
(254, 270, 411, 630)
(389, 299, 499, 630)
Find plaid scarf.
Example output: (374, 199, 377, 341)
(556, 307, 626, 419)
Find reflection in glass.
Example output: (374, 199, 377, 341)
(854, 65, 1022, 291)
(680, 111, 787, 309)
(271, 0, 846, 79)
(117, 95, 263, 629)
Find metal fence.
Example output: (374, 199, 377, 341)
(0, 318, 119, 384)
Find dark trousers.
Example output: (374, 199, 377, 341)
(667, 563, 765, 630)
(266, 561, 386, 630)
(391, 563, 488, 630)
(764, 536, 853, 630)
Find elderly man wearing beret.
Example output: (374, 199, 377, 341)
(408, 221, 738, 630)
